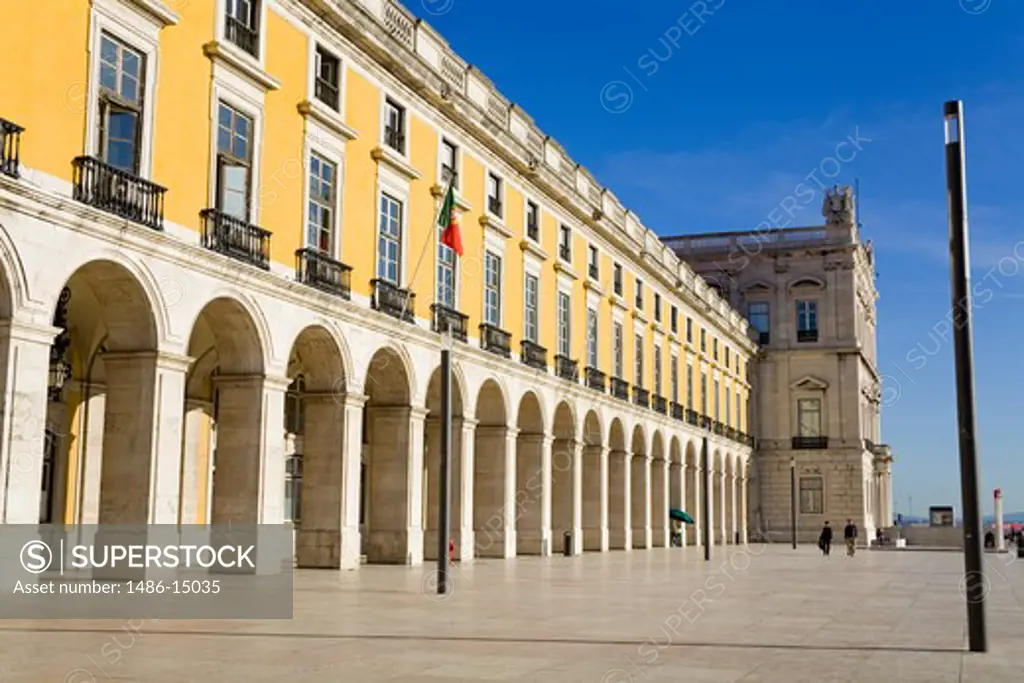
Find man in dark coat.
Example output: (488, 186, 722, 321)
(844, 519, 858, 557)
(818, 521, 833, 556)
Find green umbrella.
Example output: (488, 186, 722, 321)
(670, 508, 695, 524)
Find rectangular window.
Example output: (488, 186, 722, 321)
(670, 356, 679, 404)
(798, 398, 822, 437)
(725, 385, 731, 425)
(736, 392, 742, 430)
(557, 292, 571, 356)
(748, 301, 770, 340)
(384, 98, 405, 154)
(524, 273, 539, 342)
(484, 252, 502, 326)
(635, 280, 643, 310)
(588, 244, 599, 279)
(701, 371, 708, 415)
(559, 224, 572, 262)
(215, 102, 253, 220)
(653, 345, 662, 396)
(713, 338, 718, 361)
(526, 200, 539, 241)
(225, 0, 260, 57)
(634, 334, 644, 388)
(613, 263, 623, 296)
(799, 477, 824, 515)
(797, 300, 818, 341)
(441, 138, 458, 188)
(306, 152, 336, 253)
(686, 317, 693, 343)
(377, 192, 402, 284)
(613, 323, 623, 378)
(671, 305, 678, 334)
(436, 221, 456, 308)
(486, 172, 503, 218)
(725, 346, 731, 368)
(687, 365, 694, 408)
(713, 379, 720, 419)
(98, 34, 145, 174)
(314, 45, 340, 110)
(587, 309, 599, 367)
(700, 328, 706, 352)
(654, 293, 662, 322)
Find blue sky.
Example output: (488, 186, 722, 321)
(423, 0, 1024, 515)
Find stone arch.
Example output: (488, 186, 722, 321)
(712, 448, 724, 545)
(684, 439, 700, 547)
(551, 401, 577, 551)
(423, 363, 467, 561)
(474, 378, 512, 559)
(0, 224, 29, 315)
(362, 345, 417, 563)
(516, 391, 547, 555)
(725, 452, 736, 545)
(650, 430, 668, 547)
(669, 436, 684, 545)
(630, 424, 649, 549)
(281, 319, 353, 392)
(581, 409, 604, 551)
(608, 417, 628, 550)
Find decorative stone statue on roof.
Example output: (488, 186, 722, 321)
(823, 185, 855, 226)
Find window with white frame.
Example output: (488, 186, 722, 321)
(748, 301, 770, 340)
(736, 391, 742, 430)
(635, 279, 643, 310)
(725, 384, 731, 425)
(557, 292, 571, 357)
(687, 365, 694, 408)
(587, 308, 598, 368)
(799, 476, 824, 514)
(306, 152, 336, 253)
(487, 172, 503, 217)
(613, 263, 623, 296)
(384, 97, 405, 154)
(526, 200, 539, 241)
(713, 378, 720, 419)
(436, 225, 456, 308)
(314, 44, 340, 110)
(613, 322, 623, 378)
(215, 102, 253, 220)
(634, 334, 644, 388)
(225, 0, 261, 58)
(671, 356, 679, 404)
(798, 398, 822, 437)
(97, 34, 145, 173)
(654, 293, 662, 322)
(686, 317, 693, 343)
(441, 138, 458, 188)
(559, 224, 572, 262)
(653, 344, 662, 396)
(671, 305, 678, 334)
(588, 244, 599, 279)
(524, 273, 539, 342)
(797, 300, 818, 340)
(377, 192, 402, 284)
(700, 371, 708, 415)
(484, 252, 502, 326)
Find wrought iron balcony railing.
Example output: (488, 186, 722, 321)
(792, 436, 828, 450)
(670, 401, 684, 421)
(797, 329, 818, 343)
(225, 14, 259, 57)
(686, 408, 699, 426)
(652, 395, 667, 414)
(431, 304, 468, 342)
(585, 366, 606, 393)
(554, 355, 579, 383)
(746, 434, 756, 448)
(713, 421, 724, 436)
(700, 414, 712, 430)
(480, 323, 511, 358)
(610, 377, 629, 401)
(72, 156, 166, 230)
(726, 426, 737, 441)
(295, 248, 351, 299)
(633, 386, 650, 409)
(520, 339, 547, 370)
(384, 126, 405, 154)
(371, 279, 415, 322)
(200, 208, 270, 269)
(1, 118, 24, 178)
(758, 331, 770, 345)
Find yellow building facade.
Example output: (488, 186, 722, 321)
(0, 0, 755, 566)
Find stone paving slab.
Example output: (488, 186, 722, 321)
(0, 545, 1021, 681)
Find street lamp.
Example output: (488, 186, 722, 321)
(790, 456, 797, 549)
(702, 416, 711, 562)
(48, 287, 71, 403)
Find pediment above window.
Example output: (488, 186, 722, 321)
(788, 276, 826, 291)
(790, 375, 829, 391)
(743, 280, 775, 293)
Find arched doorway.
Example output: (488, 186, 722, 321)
(515, 391, 547, 555)
(608, 418, 628, 550)
(424, 365, 465, 561)
(712, 449, 724, 545)
(669, 436, 683, 546)
(473, 379, 512, 558)
(581, 410, 605, 551)
(630, 425, 649, 550)
(362, 346, 416, 564)
(684, 440, 699, 547)
(650, 431, 668, 548)
(725, 454, 736, 545)
(551, 401, 576, 555)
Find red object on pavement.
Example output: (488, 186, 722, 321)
(448, 538, 455, 563)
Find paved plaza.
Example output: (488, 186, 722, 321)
(0, 545, 1022, 682)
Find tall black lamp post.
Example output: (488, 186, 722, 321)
(790, 456, 797, 549)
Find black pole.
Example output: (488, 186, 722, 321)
(944, 99, 986, 653)
(436, 340, 453, 596)
(702, 433, 710, 561)
(790, 458, 797, 549)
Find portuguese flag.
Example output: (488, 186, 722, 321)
(438, 183, 463, 257)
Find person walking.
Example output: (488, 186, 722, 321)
(818, 521, 833, 556)
(844, 519, 858, 557)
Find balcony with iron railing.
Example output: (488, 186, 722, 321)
(792, 436, 829, 450)
(1, 118, 24, 178)
(712, 421, 724, 436)
(72, 156, 167, 231)
(700, 414, 712, 430)
(652, 395, 667, 414)
(225, 14, 259, 57)
(797, 329, 818, 343)
(585, 366, 606, 392)
(480, 323, 511, 358)
(670, 401, 684, 421)
(554, 355, 579, 383)
(200, 208, 270, 270)
(431, 304, 468, 342)
(726, 426, 737, 441)
(371, 279, 415, 322)
(633, 386, 650, 409)
(295, 248, 351, 299)
(610, 377, 629, 401)
(686, 409, 699, 426)
(520, 339, 547, 370)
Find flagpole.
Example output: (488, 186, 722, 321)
(437, 318, 454, 595)
(400, 178, 453, 323)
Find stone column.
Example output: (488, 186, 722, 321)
(651, 458, 669, 548)
(717, 471, 727, 545)
(424, 415, 467, 562)
(631, 454, 651, 549)
(473, 425, 516, 558)
(582, 444, 608, 551)
(740, 475, 749, 544)
(66, 379, 106, 525)
(296, 391, 347, 568)
(677, 461, 687, 547)
(179, 399, 211, 526)
(458, 418, 477, 561)
(686, 464, 700, 548)
(97, 350, 189, 524)
(551, 436, 575, 554)
(705, 465, 714, 546)
(608, 448, 631, 550)
(0, 320, 58, 524)
(516, 433, 552, 556)
(729, 473, 738, 544)
(571, 439, 584, 555)
(338, 392, 366, 570)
